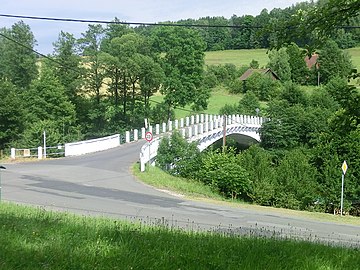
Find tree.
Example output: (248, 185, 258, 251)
(274, 148, 318, 210)
(238, 91, 261, 115)
(52, 31, 84, 132)
(0, 21, 38, 89)
(240, 145, 276, 206)
(0, 82, 25, 148)
(268, 48, 291, 82)
(21, 62, 78, 146)
(286, 43, 309, 84)
(280, 82, 307, 106)
(156, 131, 201, 179)
(244, 72, 280, 101)
(152, 27, 207, 119)
(317, 40, 353, 84)
(198, 149, 251, 200)
(268, 0, 360, 50)
(78, 24, 107, 135)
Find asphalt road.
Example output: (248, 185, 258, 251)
(2, 142, 360, 247)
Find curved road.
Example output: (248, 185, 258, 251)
(2, 142, 360, 247)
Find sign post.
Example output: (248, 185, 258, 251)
(0, 165, 6, 202)
(145, 132, 153, 171)
(340, 160, 348, 216)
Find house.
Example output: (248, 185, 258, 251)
(239, 68, 280, 81)
(304, 54, 319, 69)
(239, 68, 280, 93)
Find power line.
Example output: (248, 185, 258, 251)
(0, 13, 262, 29)
(1, 13, 359, 30)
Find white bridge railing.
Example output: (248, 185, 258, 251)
(10, 114, 264, 166)
(139, 114, 264, 172)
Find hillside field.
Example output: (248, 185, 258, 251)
(204, 47, 360, 71)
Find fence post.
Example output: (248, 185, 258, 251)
(38, 147, 43, 159)
(126, 131, 130, 143)
(141, 128, 146, 139)
(134, 129, 139, 141)
(10, 148, 16, 159)
(156, 124, 160, 135)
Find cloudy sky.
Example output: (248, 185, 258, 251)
(1, 0, 304, 54)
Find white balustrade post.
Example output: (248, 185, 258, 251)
(141, 128, 146, 139)
(205, 122, 209, 133)
(181, 128, 186, 138)
(37, 146, 42, 159)
(134, 129, 139, 141)
(10, 148, 16, 159)
(168, 121, 172, 132)
(196, 114, 200, 124)
(200, 114, 204, 123)
(227, 115, 232, 125)
(180, 118, 184, 128)
(186, 117, 190, 127)
(162, 123, 167, 133)
(194, 125, 198, 136)
(174, 119, 179, 130)
(187, 126, 192, 139)
(209, 115, 213, 122)
(126, 131, 130, 143)
(205, 114, 209, 123)
(155, 124, 160, 135)
(199, 123, 204, 134)
(209, 121, 214, 131)
(191, 115, 195, 125)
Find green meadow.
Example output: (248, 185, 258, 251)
(1, 202, 360, 270)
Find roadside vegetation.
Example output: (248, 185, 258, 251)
(1, 202, 360, 270)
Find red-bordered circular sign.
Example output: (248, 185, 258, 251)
(145, 131, 153, 142)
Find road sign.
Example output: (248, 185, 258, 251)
(145, 131, 153, 142)
(342, 160, 348, 175)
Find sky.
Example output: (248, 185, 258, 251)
(0, 0, 304, 54)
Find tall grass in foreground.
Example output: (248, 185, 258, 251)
(1, 203, 359, 270)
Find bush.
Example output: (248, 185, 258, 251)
(198, 149, 250, 200)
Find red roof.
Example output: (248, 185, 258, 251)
(239, 68, 280, 81)
(304, 54, 319, 69)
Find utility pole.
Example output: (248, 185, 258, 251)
(222, 115, 227, 152)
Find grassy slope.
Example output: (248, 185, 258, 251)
(150, 87, 242, 119)
(204, 49, 269, 68)
(346, 47, 360, 70)
(1, 202, 360, 270)
(205, 47, 360, 70)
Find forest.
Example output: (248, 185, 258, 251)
(0, 0, 359, 214)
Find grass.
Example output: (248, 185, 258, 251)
(1, 202, 360, 270)
(150, 86, 242, 119)
(205, 49, 269, 68)
(205, 47, 360, 71)
(133, 164, 360, 227)
(132, 163, 222, 200)
(346, 47, 360, 71)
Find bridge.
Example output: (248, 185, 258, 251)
(10, 113, 264, 172)
(139, 114, 264, 172)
